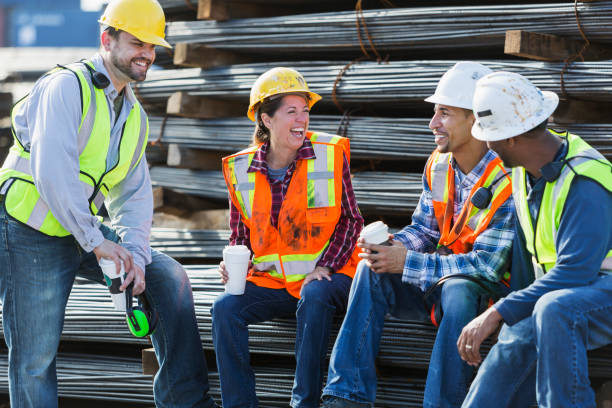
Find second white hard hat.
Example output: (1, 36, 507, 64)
(471, 71, 559, 142)
(425, 61, 493, 110)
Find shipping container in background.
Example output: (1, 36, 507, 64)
(0, 0, 106, 47)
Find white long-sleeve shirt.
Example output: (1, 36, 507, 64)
(9, 53, 153, 271)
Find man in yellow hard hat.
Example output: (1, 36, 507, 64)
(0, 0, 217, 407)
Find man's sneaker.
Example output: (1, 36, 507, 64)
(320, 396, 369, 408)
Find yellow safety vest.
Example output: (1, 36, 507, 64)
(0, 61, 148, 237)
(513, 130, 612, 278)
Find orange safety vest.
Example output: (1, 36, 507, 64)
(425, 150, 512, 255)
(222, 131, 360, 298)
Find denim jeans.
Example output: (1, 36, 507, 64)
(322, 261, 506, 408)
(0, 202, 215, 408)
(463, 274, 612, 408)
(211, 273, 352, 408)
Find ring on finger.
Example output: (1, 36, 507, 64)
(465, 344, 473, 350)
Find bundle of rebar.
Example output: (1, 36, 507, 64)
(150, 167, 228, 201)
(149, 115, 436, 160)
(554, 123, 612, 158)
(0, 352, 155, 403)
(158, 0, 198, 12)
(149, 166, 423, 214)
(8, 265, 612, 381)
(135, 60, 612, 107)
(149, 227, 230, 259)
(148, 116, 612, 161)
(0, 350, 425, 406)
(165, 3, 612, 54)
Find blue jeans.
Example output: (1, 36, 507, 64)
(0, 202, 215, 408)
(211, 273, 352, 408)
(463, 274, 612, 408)
(322, 261, 505, 408)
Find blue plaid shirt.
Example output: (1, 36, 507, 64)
(395, 150, 514, 291)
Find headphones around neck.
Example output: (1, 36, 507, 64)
(470, 172, 509, 210)
(540, 155, 612, 182)
(81, 61, 111, 89)
(56, 61, 110, 90)
(424, 273, 505, 327)
(125, 284, 158, 338)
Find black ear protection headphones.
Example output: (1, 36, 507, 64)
(424, 274, 505, 327)
(471, 154, 611, 209)
(80, 60, 111, 89)
(55, 61, 110, 89)
(125, 284, 159, 338)
(540, 155, 611, 182)
(470, 172, 510, 210)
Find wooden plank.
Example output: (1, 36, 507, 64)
(167, 144, 224, 170)
(141, 347, 158, 375)
(198, 0, 290, 21)
(152, 186, 164, 210)
(551, 98, 612, 124)
(596, 380, 612, 408)
(505, 30, 612, 61)
(0, 92, 12, 118)
(166, 92, 245, 119)
(153, 208, 229, 229)
(173, 43, 254, 69)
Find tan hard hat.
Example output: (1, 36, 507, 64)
(247, 67, 321, 121)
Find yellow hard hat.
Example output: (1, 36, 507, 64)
(99, 0, 172, 49)
(247, 67, 321, 121)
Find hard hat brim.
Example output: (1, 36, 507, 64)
(424, 94, 472, 110)
(247, 91, 321, 121)
(472, 91, 559, 142)
(98, 18, 173, 49)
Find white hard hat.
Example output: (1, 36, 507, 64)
(471, 71, 559, 142)
(425, 61, 493, 110)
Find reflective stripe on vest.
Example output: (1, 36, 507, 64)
(227, 150, 256, 220)
(0, 61, 148, 236)
(222, 131, 351, 296)
(426, 150, 511, 254)
(513, 131, 612, 278)
(308, 140, 336, 208)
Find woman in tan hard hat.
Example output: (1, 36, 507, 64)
(213, 67, 364, 407)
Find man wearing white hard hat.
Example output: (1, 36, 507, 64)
(459, 71, 612, 408)
(0, 0, 217, 407)
(322, 62, 517, 408)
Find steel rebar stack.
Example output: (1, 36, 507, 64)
(150, 167, 423, 214)
(135, 60, 612, 111)
(149, 227, 230, 259)
(149, 116, 612, 160)
(165, 3, 612, 56)
(149, 115, 436, 160)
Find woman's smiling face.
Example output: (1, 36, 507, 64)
(262, 94, 310, 152)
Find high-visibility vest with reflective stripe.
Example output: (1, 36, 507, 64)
(222, 131, 360, 298)
(513, 131, 612, 278)
(425, 150, 512, 256)
(0, 61, 148, 237)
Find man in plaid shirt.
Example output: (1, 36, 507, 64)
(321, 62, 515, 408)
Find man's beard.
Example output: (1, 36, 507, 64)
(111, 54, 148, 82)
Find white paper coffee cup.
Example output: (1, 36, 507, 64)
(223, 245, 251, 295)
(99, 258, 126, 311)
(360, 221, 390, 245)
